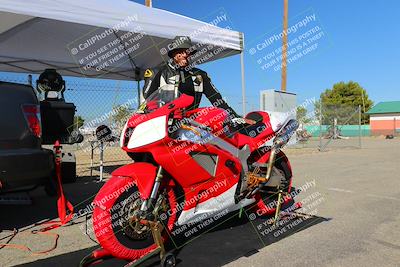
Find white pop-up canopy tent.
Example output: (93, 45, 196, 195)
(0, 0, 248, 113)
(0, 0, 243, 80)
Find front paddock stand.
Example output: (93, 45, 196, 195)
(79, 221, 176, 267)
(125, 221, 176, 267)
(124, 248, 176, 267)
(160, 251, 177, 267)
(79, 248, 112, 267)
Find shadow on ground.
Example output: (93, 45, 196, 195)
(17, 208, 330, 267)
(3, 173, 330, 267)
(0, 164, 124, 230)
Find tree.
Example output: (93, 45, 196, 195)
(111, 105, 132, 127)
(315, 81, 373, 125)
(296, 106, 312, 124)
(74, 115, 85, 128)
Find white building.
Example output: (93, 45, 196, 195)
(260, 89, 297, 113)
(260, 89, 298, 145)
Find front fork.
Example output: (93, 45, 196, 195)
(139, 166, 164, 218)
(125, 166, 169, 266)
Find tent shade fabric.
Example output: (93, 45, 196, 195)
(0, 0, 243, 81)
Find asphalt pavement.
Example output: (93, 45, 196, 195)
(0, 138, 399, 267)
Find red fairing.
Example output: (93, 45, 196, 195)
(153, 142, 241, 210)
(92, 88, 297, 262)
(118, 98, 288, 210)
(186, 108, 276, 150)
(186, 107, 228, 135)
(111, 162, 157, 199)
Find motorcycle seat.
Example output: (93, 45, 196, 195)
(237, 121, 267, 137)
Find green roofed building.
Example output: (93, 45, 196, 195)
(366, 101, 400, 135)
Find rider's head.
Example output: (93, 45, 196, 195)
(171, 49, 189, 68)
(168, 36, 197, 68)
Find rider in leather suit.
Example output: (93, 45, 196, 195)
(143, 36, 253, 140)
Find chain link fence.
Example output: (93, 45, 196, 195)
(1, 72, 381, 178)
(0, 72, 256, 180)
(0, 73, 141, 179)
(63, 78, 141, 179)
(296, 103, 367, 152)
(317, 103, 363, 151)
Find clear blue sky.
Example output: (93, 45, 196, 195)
(143, 0, 399, 112)
(1, 0, 398, 118)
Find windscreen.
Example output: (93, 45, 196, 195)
(139, 85, 181, 113)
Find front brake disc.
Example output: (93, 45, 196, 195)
(120, 198, 151, 240)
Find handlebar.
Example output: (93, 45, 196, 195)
(183, 118, 212, 132)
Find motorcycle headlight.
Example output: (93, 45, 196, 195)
(127, 116, 167, 149)
(119, 121, 128, 147)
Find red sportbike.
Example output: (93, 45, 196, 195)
(91, 86, 298, 265)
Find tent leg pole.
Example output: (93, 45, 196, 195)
(240, 51, 246, 116)
(90, 142, 94, 178)
(99, 142, 104, 182)
(137, 80, 141, 107)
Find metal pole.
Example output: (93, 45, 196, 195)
(137, 80, 141, 107)
(240, 51, 246, 116)
(333, 118, 337, 139)
(358, 105, 362, 148)
(145, 0, 152, 7)
(75, 116, 79, 150)
(361, 89, 366, 113)
(319, 101, 322, 151)
(281, 0, 288, 92)
(99, 141, 104, 182)
(90, 141, 94, 178)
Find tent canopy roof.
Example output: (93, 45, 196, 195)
(0, 0, 243, 80)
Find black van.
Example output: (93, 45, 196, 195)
(0, 78, 82, 195)
(0, 81, 54, 192)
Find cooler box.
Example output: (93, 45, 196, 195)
(40, 100, 76, 144)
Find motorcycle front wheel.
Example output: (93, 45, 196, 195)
(92, 175, 177, 261)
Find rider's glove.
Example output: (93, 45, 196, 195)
(230, 117, 257, 133)
(231, 117, 247, 125)
(231, 117, 256, 126)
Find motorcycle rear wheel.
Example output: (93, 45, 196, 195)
(92, 175, 177, 261)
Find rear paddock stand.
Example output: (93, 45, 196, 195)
(271, 193, 308, 226)
(79, 221, 177, 267)
(256, 187, 303, 226)
(274, 188, 308, 225)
